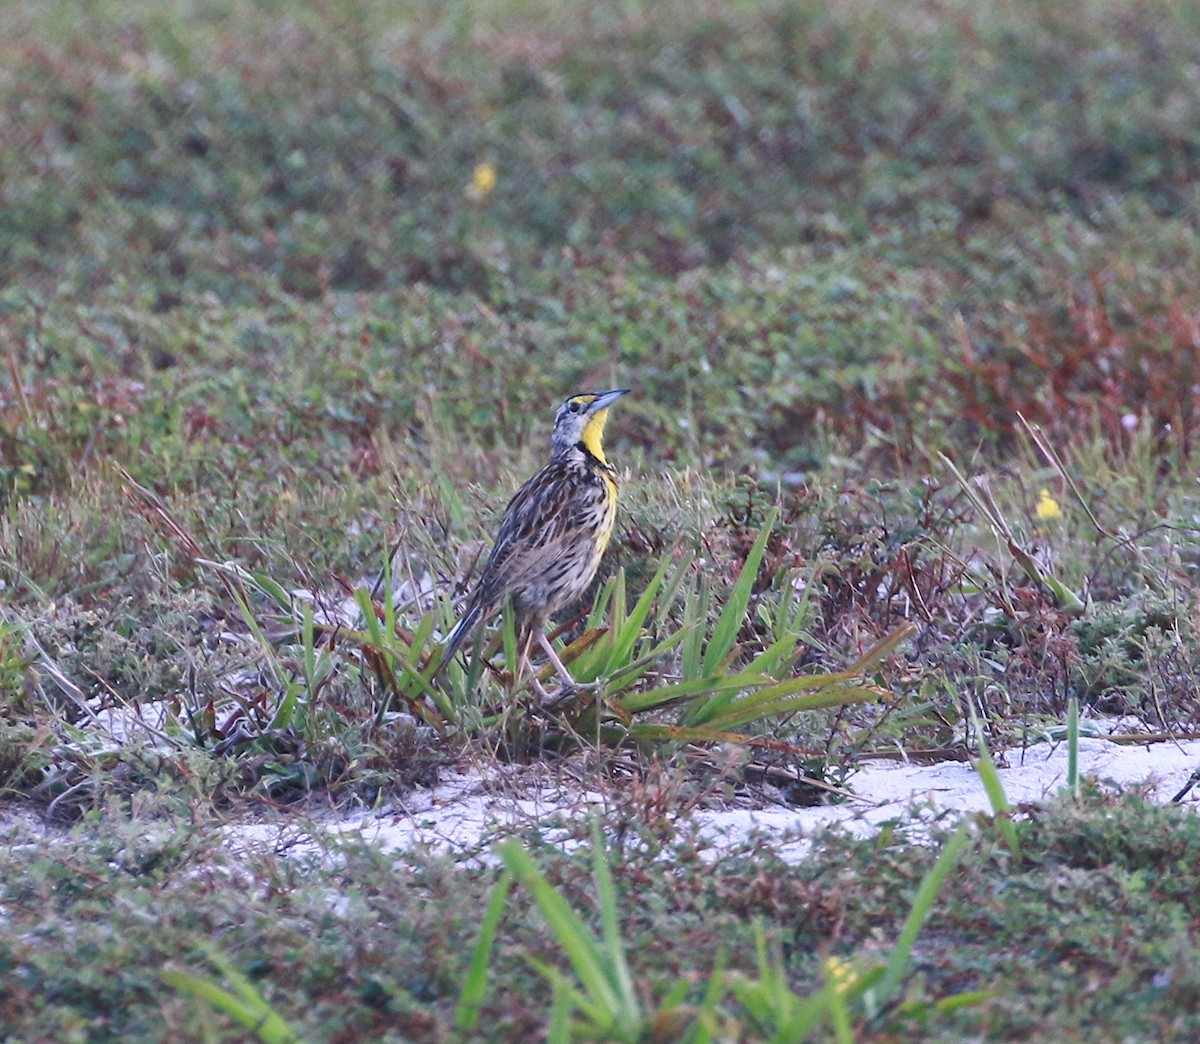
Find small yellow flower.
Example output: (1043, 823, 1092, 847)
(466, 161, 497, 201)
(824, 956, 857, 996)
(1035, 489, 1062, 521)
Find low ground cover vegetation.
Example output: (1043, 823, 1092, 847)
(1, 0, 1199, 1037)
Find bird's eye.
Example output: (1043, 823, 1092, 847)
(567, 400, 583, 414)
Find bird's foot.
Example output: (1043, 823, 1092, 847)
(537, 679, 603, 709)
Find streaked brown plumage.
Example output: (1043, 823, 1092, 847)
(437, 388, 630, 691)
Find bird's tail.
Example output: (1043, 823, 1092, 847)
(435, 602, 484, 677)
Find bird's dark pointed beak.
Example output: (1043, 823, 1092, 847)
(591, 388, 631, 411)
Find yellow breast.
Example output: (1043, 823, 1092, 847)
(593, 471, 619, 558)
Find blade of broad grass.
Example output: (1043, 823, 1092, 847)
(607, 557, 672, 666)
(354, 587, 387, 648)
(746, 564, 821, 679)
(380, 549, 398, 645)
(547, 978, 573, 1044)
(726, 922, 833, 1040)
(933, 989, 998, 1014)
(162, 952, 299, 1044)
(300, 599, 316, 693)
(454, 870, 513, 1034)
(497, 842, 624, 1022)
(344, 596, 452, 726)
(600, 626, 693, 691)
(572, 554, 694, 683)
(1066, 695, 1080, 799)
(501, 602, 518, 682)
(653, 547, 697, 624)
(747, 631, 805, 681)
(624, 723, 754, 745)
(611, 568, 627, 635)
(843, 621, 919, 673)
(527, 956, 607, 1030)
(248, 569, 295, 615)
(683, 948, 729, 1044)
(680, 581, 706, 682)
(829, 978, 853, 1044)
(874, 822, 972, 1006)
(584, 573, 618, 630)
(972, 727, 1020, 859)
(618, 672, 772, 715)
(681, 665, 859, 726)
(567, 575, 620, 682)
(198, 559, 290, 695)
(776, 564, 819, 643)
(701, 507, 778, 679)
(686, 621, 915, 728)
(697, 681, 886, 732)
(590, 822, 641, 1026)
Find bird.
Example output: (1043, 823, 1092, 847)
(437, 388, 631, 694)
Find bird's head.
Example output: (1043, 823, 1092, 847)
(550, 388, 631, 465)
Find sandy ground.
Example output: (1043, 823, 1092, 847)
(7, 698, 1199, 863)
(217, 732, 1200, 865)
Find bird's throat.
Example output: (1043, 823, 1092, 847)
(579, 409, 610, 466)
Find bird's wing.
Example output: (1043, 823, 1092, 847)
(468, 461, 592, 609)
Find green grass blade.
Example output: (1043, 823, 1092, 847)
(699, 682, 884, 731)
(747, 631, 802, 680)
(590, 822, 640, 1029)
(584, 574, 618, 630)
(1066, 695, 1080, 799)
(618, 672, 770, 715)
(547, 978, 574, 1044)
(608, 556, 671, 666)
(972, 728, 1020, 858)
(877, 822, 971, 1003)
(601, 627, 691, 691)
(934, 989, 998, 1013)
(300, 600, 316, 685)
(454, 870, 513, 1033)
(162, 956, 299, 1044)
(354, 587, 385, 646)
(686, 663, 876, 726)
(572, 556, 678, 682)
(680, 581, 706, 682)
(379, 548, 397, 640)
(410, 608, 436, 658)
(610, 567, 627, 634)
(842, 621, 918, 674)
(248, 569, 294, 615)
(501, 602, 518, 680)
(685, 622, 912, 728)
(703, 507, 778, 678)
(686, 948, 728, 1044)
(625, 723, 753, 745)
(498, 841, 621, 1017)
(829, 982, 853, 1044)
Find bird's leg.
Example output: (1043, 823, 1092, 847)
(516, 628, 549, 698)
(536, 630, 577, 688)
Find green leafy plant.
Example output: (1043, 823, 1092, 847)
(163, 948, 299, 1044)
(497, 825, 698, 1042)
(484, 821, 979, 1042)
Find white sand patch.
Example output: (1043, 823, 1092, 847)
(220, 735, 1200, 866)
(698, 736, 1200, 859)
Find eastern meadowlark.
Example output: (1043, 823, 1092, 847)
(437, 388, 631, 692)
